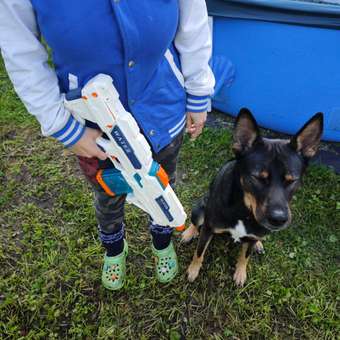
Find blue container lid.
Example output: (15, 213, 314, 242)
(207, 0, 340, 28)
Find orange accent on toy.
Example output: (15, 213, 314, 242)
(111, 274, 117, 280)
(107, 124, 113, 128)
(82, 96, 88, 100)
(156, 166, 169, 188)
(175, 224, 185, 232)
(96, 170, 115, 197)
(92, 92, 98, 97)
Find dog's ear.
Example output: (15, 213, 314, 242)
(233, 108, 260, 155)
(290, 112, 323, 158)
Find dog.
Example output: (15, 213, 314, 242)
(182, 108, 323, 287)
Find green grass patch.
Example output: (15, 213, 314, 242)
(1, 58, 339, 339)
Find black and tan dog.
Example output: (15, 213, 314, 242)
(182, 108, 323, 287)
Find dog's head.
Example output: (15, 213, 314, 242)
(233, 108, 323, 231)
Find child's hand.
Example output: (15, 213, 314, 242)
(186, 111, 207, 140)
(70, 127, 107, 160)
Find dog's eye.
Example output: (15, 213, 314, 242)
(284, 176, 298, 185)
(251, 174, 268, 183)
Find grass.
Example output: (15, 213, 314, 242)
(0, 57, 339, 339)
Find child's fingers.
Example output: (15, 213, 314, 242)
(187, 125, 195, 133)
(186, 114, 193, 132)
(88, 142, 107, 160)
(73, 142, 107, 160)
(186, 111, 207, 139)
(191, 127, 203, 139)
(95, 149, 108, 161)
(190, 122, 205, 140)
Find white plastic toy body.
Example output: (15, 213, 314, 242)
(64, 74, 186, 229)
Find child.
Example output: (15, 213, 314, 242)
(0, 0, 215, 290)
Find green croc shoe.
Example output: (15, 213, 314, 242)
(152, 241, 178, 283)
(102, 240, 128, 290)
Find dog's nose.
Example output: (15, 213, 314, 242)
(268, 209, 288, 227)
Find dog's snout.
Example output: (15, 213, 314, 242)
(267, 209, 288, 227)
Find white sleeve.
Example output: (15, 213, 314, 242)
(175, 0, 215, 107)
(0, 0, 85, 147)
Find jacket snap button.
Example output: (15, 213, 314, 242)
(149, 130, 155, 136)
(128, 60, 135, 68)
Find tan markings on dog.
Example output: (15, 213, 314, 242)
(243, 192, 257, 214)
(259, 170, 269, 179)
(187, 235, 213, 282)
(181, 224, 199, 243)
(240, 177, 255, 213)
(244, 192, 267, 224)
(285, 174, 294, 182)
(287, 205, 292, 224)
(213, 228, 229, 234)
(233, 243, 251, 287)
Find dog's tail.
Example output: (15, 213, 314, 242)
(181, 195, 207, 243)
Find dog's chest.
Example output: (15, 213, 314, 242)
(226, 220, 258, 242)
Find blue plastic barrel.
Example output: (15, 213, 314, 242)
(208, 0, 340, 141)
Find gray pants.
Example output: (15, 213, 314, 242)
(78, 131, 184, 234)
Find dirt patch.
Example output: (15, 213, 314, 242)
(14, 164, 31, 184)
(29, 194, 56, 211)
(0, 129, 16, 142)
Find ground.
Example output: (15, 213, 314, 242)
(0, 59, 339, 339)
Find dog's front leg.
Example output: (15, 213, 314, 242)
(233, 242, 251, 287)
(187, 224, 213, 282)
(181, 223, 199, 243)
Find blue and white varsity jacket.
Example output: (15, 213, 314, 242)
(0, 0, 215, 152)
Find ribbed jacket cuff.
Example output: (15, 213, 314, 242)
(51, 114, 86, 147)
(186, 94, 210, 113)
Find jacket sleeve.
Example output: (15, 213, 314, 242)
(175, 0, 215, 113)
(0, 0, 85, 147)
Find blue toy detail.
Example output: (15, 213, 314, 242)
(148, 161, 167, 190)
(111, 126, 142, 169)
(65, 88, 82, 101)
(155, 196, 174, 222)
(99, 168, 132, 196)
(133, 173, 143, 188)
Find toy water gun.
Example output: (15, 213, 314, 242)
(64, 74, 186, 231)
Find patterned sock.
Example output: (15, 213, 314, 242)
(149, 222, 173, 250)
(98, 222, 125, 257)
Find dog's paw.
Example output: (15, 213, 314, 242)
(187, 261, 201, 282)
(254, 240, 265, 254)
(233, 267, 247, 287)
(181, 224, 199, 244)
